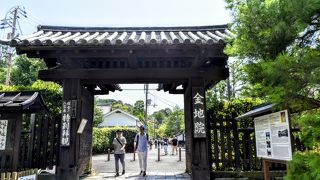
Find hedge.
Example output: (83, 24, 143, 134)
(92, 127, 137, 154)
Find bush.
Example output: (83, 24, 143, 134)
(285, 150, 320, 180)
(92, 127, 137, 154)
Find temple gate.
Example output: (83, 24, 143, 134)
(5, 25, 233, 179)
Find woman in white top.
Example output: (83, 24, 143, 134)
(113, 129, 126, 177)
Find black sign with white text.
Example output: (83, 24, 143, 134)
(192, 87, 206, 138)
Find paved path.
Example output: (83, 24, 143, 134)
(82, 146, 191, 179)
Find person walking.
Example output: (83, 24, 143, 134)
(171, 136, 178, 155)
(112, 130, 126, 177)
(134, 125, 151, 177)
(163, 136, 169, 155)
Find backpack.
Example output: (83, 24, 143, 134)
(135, 133, 149, 151)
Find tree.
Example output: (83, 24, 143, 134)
(11, 54, 46, 86)
(133, 100, 145, 122)
(225, 0, 320, 111)
(93, 99, 104, 127)
(225, 0, 320, 178)
(0, 57, 6, 84)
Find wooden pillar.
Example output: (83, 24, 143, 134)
(184, 82, 193, 173)
(184, 78, 212, 180)
(12, 114, 22, 171)
(78, 87, 94, 174)
(57, 79, 81, 180)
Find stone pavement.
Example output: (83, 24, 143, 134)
(82, 146, 191, 179)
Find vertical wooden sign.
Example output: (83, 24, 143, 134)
(192, 87, 206, 138)
(0, 120, 8, 150)
(61, 101, 71, 146)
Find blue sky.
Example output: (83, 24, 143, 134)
(1, 0, 232, 113)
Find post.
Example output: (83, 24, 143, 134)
(178, 147, 181, 161)
(184, 78, 212, 179)
(144, 84, 149, 129)
(57, 79, 81, 180)
(263, 159, 270, 180)
(133, 151, 136, 161)
(158, 147, 160, 161)
(5, 7, 18, 85)
(107, 148, 110, 161)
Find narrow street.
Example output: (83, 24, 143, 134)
(83, 146, 191, 179)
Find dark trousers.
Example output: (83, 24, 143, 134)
(115, 154, 125, 173)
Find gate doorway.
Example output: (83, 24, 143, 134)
(92, 83, 186, 178)
(7, 24, 231, 179)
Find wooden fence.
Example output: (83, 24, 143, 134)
(209, 116, 305, 172)
(0, 114, 60, 173)
(1, 169, 38, 180)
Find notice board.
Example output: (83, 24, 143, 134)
(254, 110, 292, 161)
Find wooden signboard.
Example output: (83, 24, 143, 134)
(0, 120, 8, 150)
(254, 110, 292, 180)
(192, 87, 206, 138)
(61, 101, 71, 146)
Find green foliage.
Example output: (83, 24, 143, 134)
(286, 151, 320, 180)
(296, 109, 320, 148)
(92, 127, 137, 154)
(206, 92, 263, 127)
(93, 99, 104, 127)
(225, 0, 320, 111)
(11, 54, 46, 86)
(163, 106, 184, 137)
(133, 100, 145, 122)
(96, 98, 136, 116)
(153, 106, 184, 138)
(226, 0, 320, 59)
(244, 47, 320, 111)
(0, 58, 6, 84)
(226, 0, 320, 178)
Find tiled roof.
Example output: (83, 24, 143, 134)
(0, 91, 49, 112)
(2, 25, 235, 47)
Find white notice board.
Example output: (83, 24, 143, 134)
(18, 174, 36, 180)
(254, 110, 292, 161)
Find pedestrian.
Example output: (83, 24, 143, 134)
(171, 136, 178, 155)
(134, 125, 151, 177)
(163, 136, 169, 155)
(112, 129, 126, 177)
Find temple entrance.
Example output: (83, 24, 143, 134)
(7, 24, 231, 179)
(91, 83, 187, 178)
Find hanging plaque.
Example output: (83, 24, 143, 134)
(0, 120, 8, 150)
(192, 87, 206, 138)
(61, 100, 71, 146)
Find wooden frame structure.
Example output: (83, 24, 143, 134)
(5, 24, 233, 180)
(0, 91, 52, 172)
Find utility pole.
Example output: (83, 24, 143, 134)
(5, 7, 18, 85)
(144, 84, 149, 130)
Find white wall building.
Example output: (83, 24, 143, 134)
(99, 108, 143, 128)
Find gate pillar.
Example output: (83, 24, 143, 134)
(184, 78, 212, 180)
(57, 79, 82, 180)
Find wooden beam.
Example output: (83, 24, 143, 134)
(38, 68, 228, 83)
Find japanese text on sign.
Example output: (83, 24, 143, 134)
(254, 110, 292, 161)
(0, 120, 8, 150)
(61, 101, 72, 146)
(192, 88, 206, 138)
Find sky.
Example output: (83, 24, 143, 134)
(0, 0, 232, 114)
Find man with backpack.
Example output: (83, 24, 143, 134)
(134, 125, 151, 177)
(112, 129, 126, 177)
